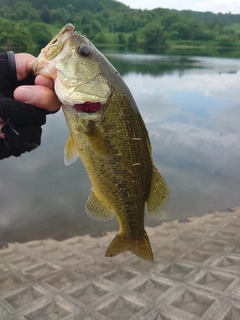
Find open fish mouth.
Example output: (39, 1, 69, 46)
(73, 102, 102, 114)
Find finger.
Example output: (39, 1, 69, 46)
(35, 75, 55, 90)
(14, 86, 61, 112)
(15, 53, 36, 81)
(0, 121, 4, 139)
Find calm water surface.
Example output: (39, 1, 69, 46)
(1, 52, 240, 242)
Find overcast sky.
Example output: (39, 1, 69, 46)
(118, 0, 240, 14)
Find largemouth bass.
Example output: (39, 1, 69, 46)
(33, 24, 169, 261)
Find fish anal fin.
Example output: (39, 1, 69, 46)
(64, 135, 79, 166)
(105, 230, 153, 261)
(85, 190, 115, 221)
(147, 165, 170, 216)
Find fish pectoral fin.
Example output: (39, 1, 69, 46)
(84, 121, 112, 160)
(64, 135, 79, 166)
(105, 230, 153, 261)
(85, 190, 115, 221)
(147, 165, 170, 216)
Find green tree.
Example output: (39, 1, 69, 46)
(127, 33, 138, 49)
(93, 32, 107, 44)
(79, 10, 95, 25)
(143, 23, 166, 47)
(216, 34, 235, 46)
(14, 1, 39, 21)
(41, 5, 50, 24)
(50, 7, 71, 24)
(0, 19, 33, 50)
(161, 13, 180, 30)
(0, 0, 239, 49)
(0, 5, 13, 19)
(118, 33, 126, 45)
(27, 22, 52, 46)
(168, 21, 192, 40)
(113, 12, 134, 32)
(81, 20, 103, 38)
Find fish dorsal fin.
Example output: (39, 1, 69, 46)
(147, 165, 170, 216)
(64, 135, 79, 166)
(85, 190, 115, 221)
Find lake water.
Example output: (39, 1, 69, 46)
(1, 52, 240, 242)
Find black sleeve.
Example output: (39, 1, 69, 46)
(0, 51, 47, 160)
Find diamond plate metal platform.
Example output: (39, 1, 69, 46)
(0, 207, 240, 320)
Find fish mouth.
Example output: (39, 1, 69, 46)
(73, 102, 102, 114)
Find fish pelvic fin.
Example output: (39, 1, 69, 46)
(147, 165, 170, 216)
(85, 190, 115, 221)
(84, 120, 112, 160)
(64, 135, 79, 166)
(105, 230, 154, 261)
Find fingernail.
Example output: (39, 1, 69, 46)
(14, 87, 32, 103)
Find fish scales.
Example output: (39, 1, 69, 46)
(64, 80, 152, 238)
(33, 24, 169, 260)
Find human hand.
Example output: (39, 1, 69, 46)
(0, 52, 61, 160)
(14, 53, 61, 112)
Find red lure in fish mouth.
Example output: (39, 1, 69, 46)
(73, 102, 102, 114)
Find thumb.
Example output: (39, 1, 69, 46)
(14, 85, 61, 112)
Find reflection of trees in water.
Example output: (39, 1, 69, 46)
(105, 55, 203, 77)
(105, 51, 240, 77)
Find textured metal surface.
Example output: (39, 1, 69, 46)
(0, 207, 240, 320)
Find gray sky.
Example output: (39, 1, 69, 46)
(118, 0, 240, 14)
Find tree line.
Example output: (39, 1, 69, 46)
(0, 0, 239, 51)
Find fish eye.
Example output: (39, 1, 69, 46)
(78, 46, 91, 57)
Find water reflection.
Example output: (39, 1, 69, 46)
(105, 53, 240, 76)
(1, 53, 240, 242)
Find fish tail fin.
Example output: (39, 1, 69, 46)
(105, 231, 153, 261)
